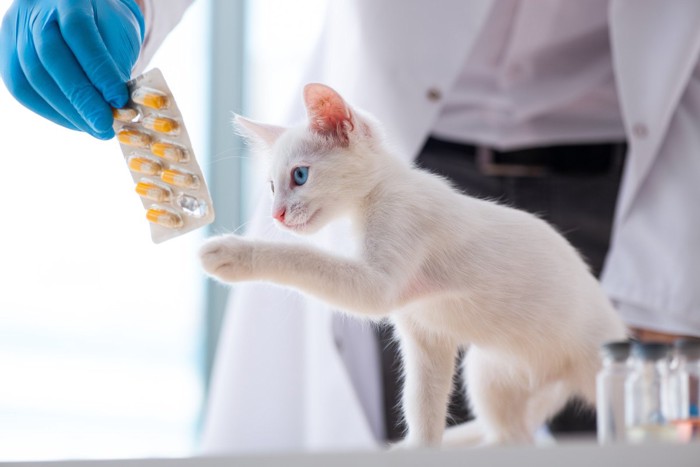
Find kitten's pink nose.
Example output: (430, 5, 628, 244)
(273, 208, 286, 223)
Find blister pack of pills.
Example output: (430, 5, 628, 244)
(112, 68, 215, 243)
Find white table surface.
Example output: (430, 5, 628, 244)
(1, 442, 699, 467)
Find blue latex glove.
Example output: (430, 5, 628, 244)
(0, 0, 144, 139)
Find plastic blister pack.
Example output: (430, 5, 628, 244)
(113, 68, 215, 243)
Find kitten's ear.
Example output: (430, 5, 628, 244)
(303, 83, 354, 146)
(234, 114, 286, 147)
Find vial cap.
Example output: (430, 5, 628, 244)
(674, 338, 700, 359)
(600, 341, 631, 361)
(630, 341, 671, 360)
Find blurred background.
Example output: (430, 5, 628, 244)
(0, 0, 325, 460)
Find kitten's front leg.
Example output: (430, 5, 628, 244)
(200, 235, 255, 282)
(394, 317, 458, 447)
(200, 234, 398, 315)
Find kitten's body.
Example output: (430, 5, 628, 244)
(200, 84, 627, 447)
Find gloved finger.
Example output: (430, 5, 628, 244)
(17, 32, 113, 139)
(34, 20, 115, 137)
(58, 3, 131, 108)
(0, 10, 76, 131)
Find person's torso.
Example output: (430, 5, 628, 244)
(431, 0, 626, 150)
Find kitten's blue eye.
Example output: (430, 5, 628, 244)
(293, 166, 309, 186)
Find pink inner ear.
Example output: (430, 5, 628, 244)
(304, 83, 354, 143)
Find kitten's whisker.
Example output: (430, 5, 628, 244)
(207, 224, 236, 237)
(232, 221, 254, 236)
(206, 154, 253, 166)
(202, 144, 253, 164)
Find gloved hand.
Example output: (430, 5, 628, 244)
(0, 0, 145, 139)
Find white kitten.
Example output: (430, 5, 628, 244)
(199, 83, 628, 447)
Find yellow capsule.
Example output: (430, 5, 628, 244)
(112, 107, 138, 122)
(146, 207, 183, 229)
(142, 115, 180, 135)
(132, 88, 169, 110)
(117, 128, 151, 148)
(128, 156, 163, 176)
(151, 142, 187, 163)
(161, 169, 198, 189)
(135, 181, 170, 202)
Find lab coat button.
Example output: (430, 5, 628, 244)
(426, 88, 442, 102)
(633, 123, 648, 138)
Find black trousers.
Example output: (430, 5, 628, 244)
(379, 136, 627, 441)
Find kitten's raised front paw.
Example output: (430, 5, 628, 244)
(199, 235, 254, 283)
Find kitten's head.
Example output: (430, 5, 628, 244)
(235, 83, 384, 235)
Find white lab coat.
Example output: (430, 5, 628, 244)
(140, 0, 700, 453)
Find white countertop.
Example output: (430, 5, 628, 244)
(1, 442, 699, 467)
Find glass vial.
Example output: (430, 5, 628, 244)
(625, 341, 675, 443)
(668, 338, 700, 442)
(597, 341, 631, 444)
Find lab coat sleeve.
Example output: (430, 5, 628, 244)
(132, 0, 195, 75)
(602, 65, 700, 337)
(601, 1, 700, 338)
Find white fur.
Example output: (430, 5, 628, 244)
(200, 85, 628, 448)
